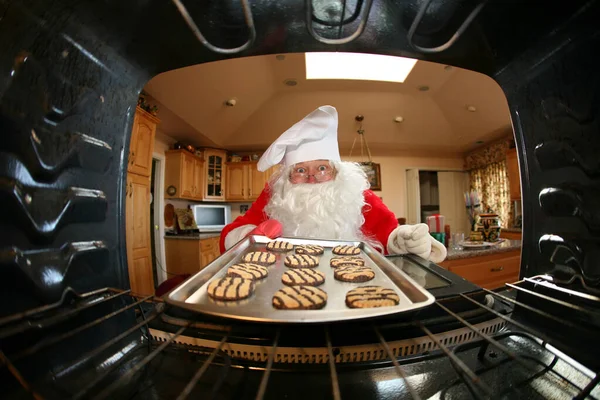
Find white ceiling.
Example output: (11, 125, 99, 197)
(144, 53, 513, 156)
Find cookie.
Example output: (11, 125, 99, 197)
(272, 286, 327, 310)
(284, 254, 319, 268)
(266, 240, 294, 252)
(332, 245, 361, 255)
(226, 263, 269, 280)
(207, 277, 255, 301)
(242, 251, 276, 266)
(345, 286, 400, 308)
(334, 265, 375, 283)
(282, 268, 325, 287)
(295, 244, 324, 255)
(330, 256, 365, 268)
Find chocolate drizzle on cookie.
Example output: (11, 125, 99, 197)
(282, 268, 325, 286)
(207, 277, 255, 301)
(272, 286, 327, 310)
(284, 254, 319, 268)
(242, 251, 276, 265)
(334, 265, 375, 282)
(266, 240, 294, 252)
(330, 256, 365, 268)
(226, 263, 269, 280)
(295, 244, 324, 255)
(332, 245, 361, 255)
(345, 286, 400, 308)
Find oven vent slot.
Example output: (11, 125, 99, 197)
(149, 319, 506, 364)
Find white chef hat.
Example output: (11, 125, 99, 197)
(257, 105, 341, 172)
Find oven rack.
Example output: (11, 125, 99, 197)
(170, 0, 485, 53)
(0, 278, 598, 400)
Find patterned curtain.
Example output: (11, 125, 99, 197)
(469, 161, 511, 228)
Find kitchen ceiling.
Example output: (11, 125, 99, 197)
(144, 53, 513, 156)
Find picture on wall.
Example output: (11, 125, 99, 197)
(359, 162, 382, 191)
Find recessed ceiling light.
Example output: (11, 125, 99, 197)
(283, 79, 297, 87)
(444, 65, 453, 71)
(418, 85, 430, 92)
(394, 116, 404, 123)
(475, 140, 484, 145)
(276, 55, 286, 61)
(467, 105, 477, 112)
(305, 52, 417, 83)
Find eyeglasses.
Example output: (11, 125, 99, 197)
(289, 164, 335, 181)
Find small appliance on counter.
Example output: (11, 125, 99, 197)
(190, 203, 232, 232)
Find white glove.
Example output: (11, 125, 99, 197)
(387, 223, 447, 263)
(224, 224, 256, 250)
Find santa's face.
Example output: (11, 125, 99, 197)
(264, 161, 381, 250)
(288, 159, 335, 184)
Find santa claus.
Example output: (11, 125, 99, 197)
(220, 105, 447, 263)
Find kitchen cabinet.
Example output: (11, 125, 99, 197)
(439, 250, 520, 290)
(506, 148, 521, 200)
(164, 236, 221, 275)
(165, 150, 204, 200)
(125, 173, 155, 295)
(200, 236, 221, 267)
(204, 149, 226, 201)
(128, 107, 158, 177)
(225, 161, 269, 202)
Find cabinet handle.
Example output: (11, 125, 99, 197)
(129, 183, 133, 197)
(130, 152, 135, 165)
(242, 188, 244, 196)
(249, 189, 252, 197)
(490, 266, 504, 272)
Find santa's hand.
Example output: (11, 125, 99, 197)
(248, 220, 283, 239)
(387, 223, 447, 263)
(403, 224, 432, 259)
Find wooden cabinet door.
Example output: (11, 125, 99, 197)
(128, 111, 157, 177)
(249, 163, 266, 201)
(193, 159, 204, 200)
(181, 152, 195, 198)
(506, 149, 521, 200)
(126, 173, 155, 295)
(204, 149, 226, 201)
(226, 163, 247, 201)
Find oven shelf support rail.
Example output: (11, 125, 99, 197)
(170, 0, 256, 54)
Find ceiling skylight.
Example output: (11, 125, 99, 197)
(305, 52, 417, 83)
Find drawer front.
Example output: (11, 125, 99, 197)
(200, 237, 219, 251)
(449, 255, 521, 288)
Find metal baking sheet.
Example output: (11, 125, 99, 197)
(166, 235, 435, 323)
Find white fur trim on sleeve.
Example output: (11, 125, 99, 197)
(224, 225, 256, 250)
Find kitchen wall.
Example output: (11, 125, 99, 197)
(155, 133, 465, 222)
(343, 154, 465, 219)
(154, 130, 176, 155)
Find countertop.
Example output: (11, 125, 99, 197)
(445, 239, 521, 261)
(164, 232, 221, 240)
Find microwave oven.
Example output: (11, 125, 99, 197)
(190, 204, 232, 232)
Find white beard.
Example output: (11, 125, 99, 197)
(265, 161, 382, 250)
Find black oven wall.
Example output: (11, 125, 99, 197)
(0, 0, 598, 313)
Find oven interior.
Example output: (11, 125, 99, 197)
(1, 0, 599, 399)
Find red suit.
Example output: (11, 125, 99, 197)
(219, 185, 399, 254)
